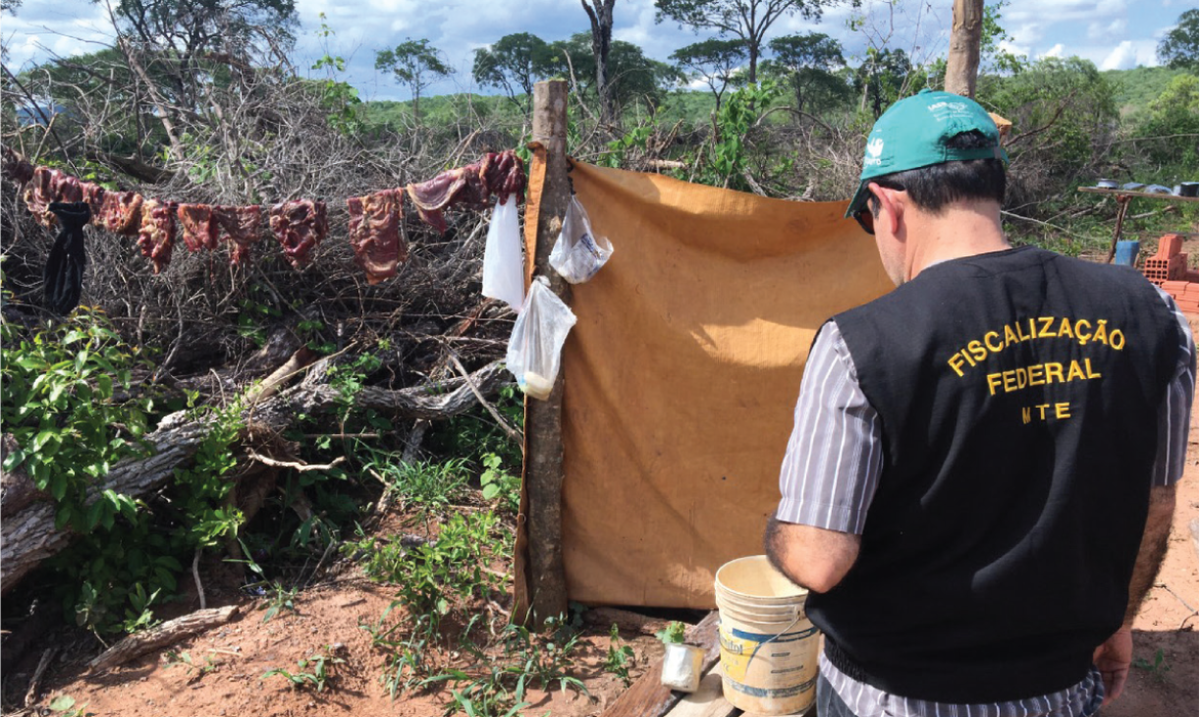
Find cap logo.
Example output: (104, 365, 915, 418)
(865, 137, 885, 165)
(928, 101, 967, 112)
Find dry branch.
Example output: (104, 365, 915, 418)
(23, 647, 57, 707)
(88, 605, 239, 672)
(0, 360, 510, 595)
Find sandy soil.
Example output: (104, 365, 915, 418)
(19, 580, 660, 717)
(1099, 311, 1199, 717)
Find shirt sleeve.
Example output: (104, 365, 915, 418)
(1151, 287, 1197, 487)
(776, 319, 884, 534)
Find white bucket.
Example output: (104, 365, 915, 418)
(714, 555, 820, 715)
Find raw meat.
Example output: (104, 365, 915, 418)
(269, 199, 328, 269)
(22, 167, 57, 225)
(23, 167, 83, 227)
(177, 204, 221, 252)
(481, 149, 526, 204)
(2, 147, 34, 184)
(96, 190, 144, 236)
(405, 150, 526, 233)
(347, 188, 406, 285)
(81, 182, 107, 222)
(136, 199, 177, 274)
(214, 205, 262, 265)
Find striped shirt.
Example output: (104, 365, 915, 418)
(777, 290, 1196, 717)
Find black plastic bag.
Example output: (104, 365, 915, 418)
(45, 201, 91, 316)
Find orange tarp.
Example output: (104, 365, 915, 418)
(556, 162, 893, 609)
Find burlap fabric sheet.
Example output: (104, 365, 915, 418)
(526, 161, 893, 609)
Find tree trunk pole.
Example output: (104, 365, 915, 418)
(945, 0, 984, 98)
(525, 80, 572, 627)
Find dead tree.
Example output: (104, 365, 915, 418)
(945, 0, 983, 98)
(0, 361, 509, 595)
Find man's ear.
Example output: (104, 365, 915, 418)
(870, 182, 904, 237)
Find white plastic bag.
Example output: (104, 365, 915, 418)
(549, 195, 612, 284)
(482, 195, 525, 312)
(505, 277, 577, 400)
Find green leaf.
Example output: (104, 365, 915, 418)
(48, 695, 76, 711)
(2, 448, 26, 471)
(97, 373, 113, 398)
(14, 355, 46, 371)
(50, 474, 68, 502)
(86, 500, 105, 530)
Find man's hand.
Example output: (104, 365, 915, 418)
(1092, 627, 1132, 706)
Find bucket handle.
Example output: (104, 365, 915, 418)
(742, 611, 802, 671)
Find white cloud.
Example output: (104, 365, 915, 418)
(1088, 17, 1128, 40)
(1041, 43, 1065, 58)
(1005, 0, 1126, 26)
(1101, 40, 1139, 69)
(998, 39, 1032, 58)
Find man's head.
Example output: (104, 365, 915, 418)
(846, 90, 1010, 283)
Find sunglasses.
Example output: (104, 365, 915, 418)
(852, 183, 903, 236)
(853, 205, 875, 235)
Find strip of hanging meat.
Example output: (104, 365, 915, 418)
(22, 167, 57, 226)
(137, 199, 177, 274)
(97, 190, 145, 236)
(347, 188, 406, 285)
(81, 182, 106, 222)
(214, 205, 262, 265)
(481, 149, 526, 204)
(177, 204, 220, 252)
(23, 167, 84, 227)
(2, 147, 34, 184)
(405, 150, 526, 233)
(269, 199, 328, 269)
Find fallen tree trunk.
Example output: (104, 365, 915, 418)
(0, 360, 510, 595)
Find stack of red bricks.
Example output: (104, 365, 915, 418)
(1162, 280, 1199, 314)
(1144, 233, 1199, 314)
(1141, 233, 1189, 285)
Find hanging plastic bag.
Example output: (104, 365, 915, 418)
(549, 195, 612, 284)
(506, 277, 577, 400)
(482, 194, 525, 311)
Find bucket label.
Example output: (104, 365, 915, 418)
(718, 624, 817, 683)
(724, 674, 817, 699)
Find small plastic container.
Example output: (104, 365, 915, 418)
(1113, 240, 1140, 267)
(660, 643, 704, 693)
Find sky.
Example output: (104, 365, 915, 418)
(1, 0, 1193, 102)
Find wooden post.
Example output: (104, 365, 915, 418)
(1105, 194, 1133, 264)
(524, 79, 572, 627)
(945, 0, 983, 98)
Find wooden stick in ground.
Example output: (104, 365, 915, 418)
(523, 78, 573, 629)
(23, 647, 57, 707)
(601, 611, 722, 717)
(88, 605, 239, 672)
(1105, 194, 1132, 264)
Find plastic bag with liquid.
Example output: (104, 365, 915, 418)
(505, 276, 577, 399)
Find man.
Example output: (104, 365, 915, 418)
(764, 89, 1196, 717)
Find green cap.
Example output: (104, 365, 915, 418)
(845, 89, 1009, 219)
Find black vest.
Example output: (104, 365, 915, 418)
(809, 246, 1180, 703)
